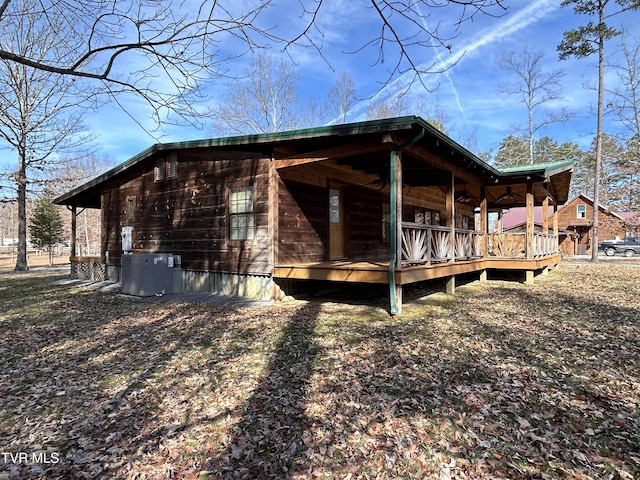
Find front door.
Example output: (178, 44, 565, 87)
(329, 186, 347, 259)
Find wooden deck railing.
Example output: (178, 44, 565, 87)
(488, 232, 559, 258)
(401, 223, 483, 264)
(533, 232, 559, 257)
(403, 223, 559, 264)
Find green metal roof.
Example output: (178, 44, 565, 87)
(54, 115, 573, 208)
(498, 159, 575, 177)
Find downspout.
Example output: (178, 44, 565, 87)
(389, 128, 425, 316)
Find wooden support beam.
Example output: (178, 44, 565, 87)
(394, 150, 403, 315)
(274, 142, 389, 168)
(480, 186, 488, 257)
(386, 133, 489, 186)
(525, 270, 534, 285)
(395, 152, 403, 270)
(70, 206, 77, 260)
(446, 171, 455, 262)
(525, 182, 534, 259)
(542, 191, 549, 234)
(268, 159, 279, 272)
(446, 276, 456, 294)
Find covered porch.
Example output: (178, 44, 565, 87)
(271, 117, 573, 314)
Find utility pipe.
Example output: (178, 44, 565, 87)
(389, 128, 425, 316)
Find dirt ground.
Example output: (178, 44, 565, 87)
(0, 251, 70, 271)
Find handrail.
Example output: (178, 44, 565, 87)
(402, 223, 559, 263)
(401, 223, 482, 263)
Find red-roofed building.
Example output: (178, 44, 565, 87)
(501, 193, 638, 256)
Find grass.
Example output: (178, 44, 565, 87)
(0, 262, 639, 479)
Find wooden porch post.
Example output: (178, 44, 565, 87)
(394, 149, 403, 309)
(268, 159, 280, 299)
(553, 203, 559, 254)
(389, 149, 403, 315)
(542, 194, 549, 234)
(70, 206, 77, 259)
(525, 181, 534, 259)
(479, 186, 488, 257)
(479, 186, 488, 282)
(387, 128, 424, 316)
(445, 171, 456, 294)
(446, 171, 455, 263)
(67, 205, 77, 279)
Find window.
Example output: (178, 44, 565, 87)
(154, 153, 178, 182)
(167, 153, 177, 179)
(577, 204, 586, 219)
(126, 197, 135, 221)
(229, 186, 255, 241)
(154, 158, 165, 182)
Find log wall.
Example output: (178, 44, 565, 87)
(101, 149, 272, 275)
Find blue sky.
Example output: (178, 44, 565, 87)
(2, 1, 640, 174)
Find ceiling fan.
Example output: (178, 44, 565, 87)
(495, 186, 517, 204)
(455, 187, 474, 204)
(455, 186, 483, 205)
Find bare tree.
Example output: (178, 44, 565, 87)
(608, 29, 640, 206)
(325, 72, 358, 124)
(211, 53, 302, 135)
(608, 30, 640, 138)
(53, 154, 116, 256)
(289, 0, 507, 90)
(498, 48, 573, 164)
(0, 1, 94, 271)
(0, 1, 508, 125)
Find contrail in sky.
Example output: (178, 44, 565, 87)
(342, 0, 561, 122)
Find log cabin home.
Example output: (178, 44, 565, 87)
(54, 116, 573, 314)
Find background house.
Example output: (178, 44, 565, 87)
(502, 193, 636, 256)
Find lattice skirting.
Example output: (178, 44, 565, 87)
(72, 260, 106, 281)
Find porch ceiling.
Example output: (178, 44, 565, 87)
(275, 131, 572, 209)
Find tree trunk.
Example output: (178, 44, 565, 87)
(591, 8, 605, 262)
(14, 150, 28, 271)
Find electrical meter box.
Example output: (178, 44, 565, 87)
(121, 226, 133, 253)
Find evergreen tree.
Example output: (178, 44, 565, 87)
(29, 194, 64, 266)
(557, 0, 640, 260)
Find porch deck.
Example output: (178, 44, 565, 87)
(274, 254, 561, 285)
(274, 226, 562, 286)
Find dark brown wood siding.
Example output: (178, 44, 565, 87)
(102, 150, 271, 275)
(277, 179, 328, 264)
(347, 186, 388, 260)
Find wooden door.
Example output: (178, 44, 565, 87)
(329, 187, 346, 259)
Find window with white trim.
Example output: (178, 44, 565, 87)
(577, 204, 586, 219)
(229, 186, 255, 241)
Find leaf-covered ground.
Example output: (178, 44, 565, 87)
(1, 263, 639, 479)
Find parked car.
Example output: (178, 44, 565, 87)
(599, 237, 640, 257)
